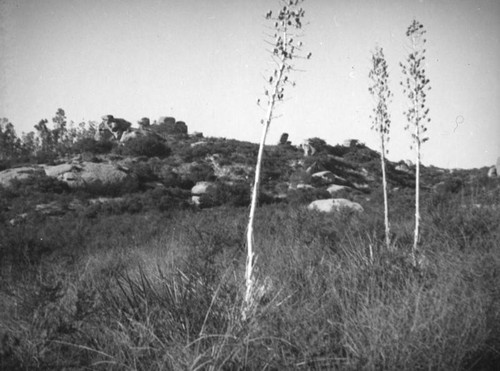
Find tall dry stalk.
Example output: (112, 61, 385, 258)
(243, 0, 309, 320)
(368, 46, 392, 251)
(400, 20, 431, 266)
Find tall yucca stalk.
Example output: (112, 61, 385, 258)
(368, 46, 392, 251)
(243, 0, 309, 320)
(400, 20, 431, 266)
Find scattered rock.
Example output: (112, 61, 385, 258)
(343, 139, 359, 147)
(296, 183, 315, 190)
(305, 161, 325, 174)
(191, 181, 216, 195)
(190, 141, 207, 147)
(88, 197, 125, 205)
(353, 182, 369, 190)
(206, 155, 251, 181)
(307, 198, 364, 213)
(312, 171, 346, 185)
(327, 184, 350, 195)
(8, 213, 28, 226)
(35, 201, 66, 216)
(191, 195, 201, 206)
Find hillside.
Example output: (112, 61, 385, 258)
(1, 131, 499, 370)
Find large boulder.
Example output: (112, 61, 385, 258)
(307, 198, 364, 213)
(497, 157, 500, 175)
(0, 167, 43, 187)
(44, 162, 129, 188)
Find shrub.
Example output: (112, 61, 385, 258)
(119, 136, 171, 158)
(72, 138, 114, 154)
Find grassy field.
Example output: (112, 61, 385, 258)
(1, 179, 499, 370)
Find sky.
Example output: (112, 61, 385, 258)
(1, 0, 499, 169)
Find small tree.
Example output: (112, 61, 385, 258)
(0, 118, 22, 160)
(244, 0, 309, 319)
(368, 46, 392, 251)
(400, 20, 431, 266)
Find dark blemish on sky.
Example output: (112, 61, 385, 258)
(454, 115, 464, 132)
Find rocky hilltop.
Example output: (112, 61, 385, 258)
(0, 130, 498, 223)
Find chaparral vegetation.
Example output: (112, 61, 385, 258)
(1, 6, 499, 371)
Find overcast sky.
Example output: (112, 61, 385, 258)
(1, 0, 499, 169)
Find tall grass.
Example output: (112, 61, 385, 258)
(1, 193, 499, 369)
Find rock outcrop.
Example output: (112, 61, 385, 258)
(279, 133, 290, 145)
(307, 198, 364, 213)
(312, 171, 347, 185)
(0, 167, 43, 187)
(300, 139, 317, 156)
(44, 162, 129, 188)
(157, 117, 188, 135)
(95, 115, 132, 141)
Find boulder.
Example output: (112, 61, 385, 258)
(343, 139, 359, 147)
(191, 181, 216, 195)
(296, 183, 315, 190)
(395, 163, 411, 173)
(157, 116, 188, 135)
(279, 133, 289, 145)
(120, 129, 143, 143)
(327, 184, 350, 195)
(305, 161, 325, 174)
(138, 117, 150, 128)
(487, 166, 497, 178)
(96, 115, 132, 141)
(191, 195, 201, 206)
(44, 163, 74, 178)
(312, 171, 346, 185)
(0, 167, 42, 187)
(300, 139, 317, 156)
(35, 201, 66, 216)
(307, 198, 364, 213)
(497, 157, 500, 175)
(44, 162, 129, 188)
(190, 141, 207, 148)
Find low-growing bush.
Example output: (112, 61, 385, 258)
(117, 136, 171, 158)
(72, 137, 115, 154)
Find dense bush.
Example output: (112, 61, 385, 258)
(72, 137, 115, 154)
(118, 136, 171, 158)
